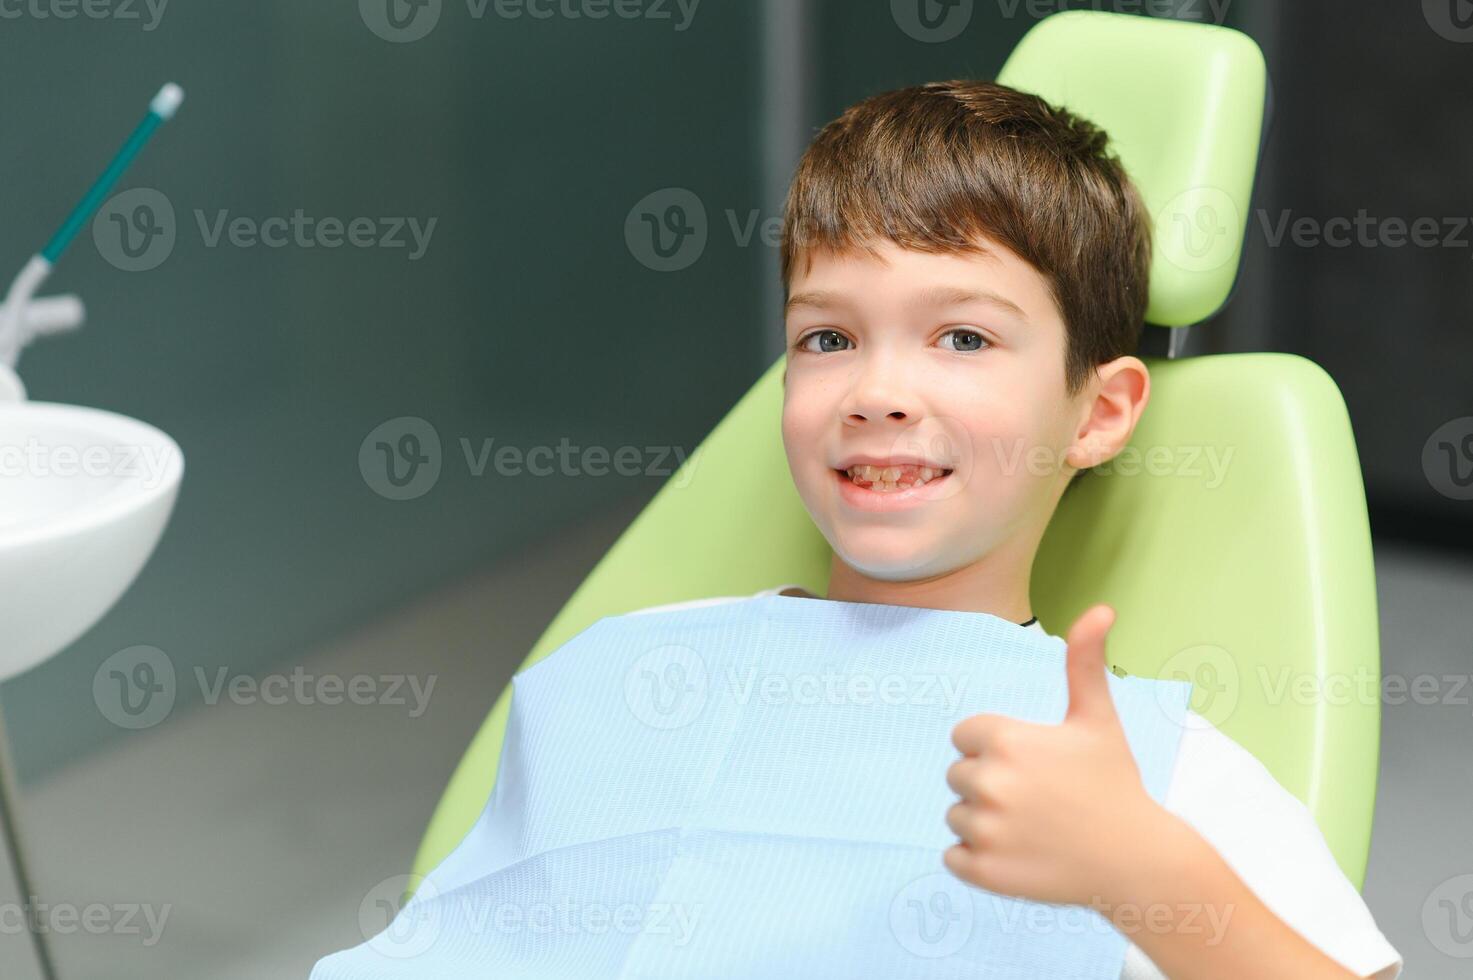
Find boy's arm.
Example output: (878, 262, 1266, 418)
(1102, 804, 1367, 980)
(944, 605, 1397, 980)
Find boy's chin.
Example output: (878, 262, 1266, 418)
(828, 532, 956, 582)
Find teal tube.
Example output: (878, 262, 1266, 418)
(41, 110, 164, 264)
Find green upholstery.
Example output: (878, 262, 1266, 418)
(411, 11, 1381, 895)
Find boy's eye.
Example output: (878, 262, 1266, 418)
(796, 329, 852, 353)
(940, 328, 989, 353)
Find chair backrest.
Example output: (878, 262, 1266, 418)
(998, 10, 1267, 327)
(412, 11, 1381, 892)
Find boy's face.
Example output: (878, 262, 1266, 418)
(781, 236, 1096, 582)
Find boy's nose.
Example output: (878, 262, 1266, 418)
(845, 407, 909, 425)
(840, 357, 918, 422)
(841, 377, 922, 426)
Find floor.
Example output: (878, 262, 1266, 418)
(2, 498, 1468, 978)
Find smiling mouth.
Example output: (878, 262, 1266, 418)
(838, 463, 953, 493)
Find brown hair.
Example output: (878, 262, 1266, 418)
(780, 79, 1152, 403)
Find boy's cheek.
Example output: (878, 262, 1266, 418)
(778, 408, 811, 463)
(945, 445, 1056, 518)
(955, 401, 1065, 479)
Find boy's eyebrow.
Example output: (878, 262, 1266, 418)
(914, 285, 1030, 321)
(784, 285, 1029, 321)
(784, 289, 850, 314)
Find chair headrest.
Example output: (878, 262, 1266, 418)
(997, 10, 1267, 327)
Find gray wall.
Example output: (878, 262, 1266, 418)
(2, 0, 772, 782)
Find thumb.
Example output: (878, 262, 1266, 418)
(1064, 604, 1119, 725)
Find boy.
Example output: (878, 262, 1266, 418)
(634, 80, 1402, 979)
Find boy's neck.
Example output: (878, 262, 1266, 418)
(821, 550, 1035, 623)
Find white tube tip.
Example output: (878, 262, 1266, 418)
(151, 83, 184, 120)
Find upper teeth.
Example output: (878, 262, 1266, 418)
(846, 464, 948, 488)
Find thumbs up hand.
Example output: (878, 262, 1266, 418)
(943, 604, 1172, 909)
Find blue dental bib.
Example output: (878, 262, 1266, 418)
(312, 594, 1193, 979)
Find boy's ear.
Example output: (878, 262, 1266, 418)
(1068, 356, 1150, 471)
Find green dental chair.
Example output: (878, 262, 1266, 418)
(411, 9, 1381, 896)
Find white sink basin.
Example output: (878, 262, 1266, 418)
(0, 402, 183, 682)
